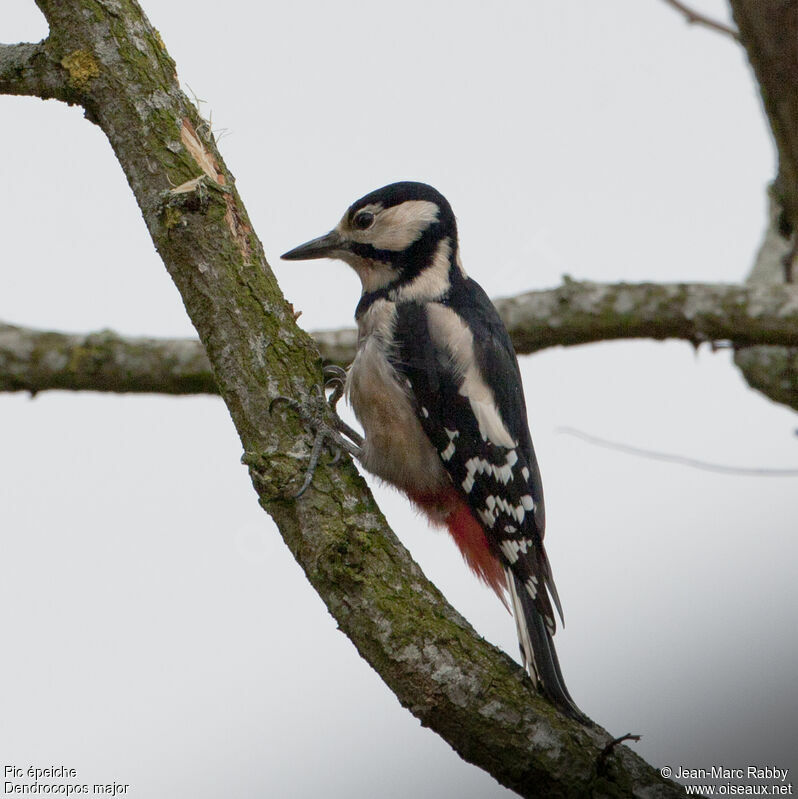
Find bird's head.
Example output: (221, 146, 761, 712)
(281, 181, 460, 297)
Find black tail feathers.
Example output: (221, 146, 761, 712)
(507, 570, 589, 723)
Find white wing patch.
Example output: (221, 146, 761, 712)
(461, 373, 516, 448)
(500, 537, 537, 566)
(482, 495, 533, 526)
(462, 455, 491, 494)
(460, 449, 521, 494)
(478, 508, 496, 528)
(440, 428, 459, 461)
(501, 540, 520, 563)
(492, 449, 517, 484)
(426, 304, 517, 448)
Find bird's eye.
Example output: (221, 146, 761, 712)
(353, 211, 375, 230)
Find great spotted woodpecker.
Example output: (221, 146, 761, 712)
(281, 181, 584, 721)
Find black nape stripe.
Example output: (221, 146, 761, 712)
(355, 286, 393, 319)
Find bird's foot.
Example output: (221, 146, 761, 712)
(270, 368, 363, 497)
(320, 365, 364, 450)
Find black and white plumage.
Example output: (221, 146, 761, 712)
(282, 181, 584, 721)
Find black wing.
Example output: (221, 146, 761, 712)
(390, 280, 584, 719)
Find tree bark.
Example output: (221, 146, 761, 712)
(3, 280, 798, 398)
(0, 2, 682, 796)
(0, 322, 217, 395)
(730, 1, 798, 242)
(734, 191, 798, 411)
(729, 0, 798, 410)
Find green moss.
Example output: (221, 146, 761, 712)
(147, 106, 182, 141)
(153, 29, 168, 54)
(162, 205, 182, 229)
(103, 0, 173, 76)
(76, 0, 105, 22)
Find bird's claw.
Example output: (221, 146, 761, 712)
(322, 364, 347, 413)
(269, 375, 362, 498)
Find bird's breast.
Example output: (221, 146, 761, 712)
(347, 299, 450, 499)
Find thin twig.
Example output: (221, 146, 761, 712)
(559, 427, 798, 476)
(660, 0, 741, 41)
(597, 733, 642, 776)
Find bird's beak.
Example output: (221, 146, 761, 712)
(281, 229, 346, 261)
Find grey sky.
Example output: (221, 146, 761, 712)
(1, 1, 796, 797)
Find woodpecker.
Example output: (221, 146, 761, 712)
(281, 181, 584, 721)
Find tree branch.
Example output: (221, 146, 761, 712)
(1, 3, 682, 795)
(0, 40, 71, 101)
(730, 1, 798, 258)
(660, 0, 740, 40)
(3, 280, 798, 396)
(493, 279, 798, 353)
(0, 323, 216, 395)
(727, 2, 798, 410)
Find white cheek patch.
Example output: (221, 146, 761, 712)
(365, 200, 440, 251)
(340, 253, 396, 293)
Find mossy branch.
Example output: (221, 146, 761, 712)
(2, 1, 683, 795)
(0, 323, 216, 395)
(498, 279, 798, 350)
(0, 40, 70, 101)
(3, 280, 798, 398)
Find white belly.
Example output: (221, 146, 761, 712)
(347, 301, 449, 497)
